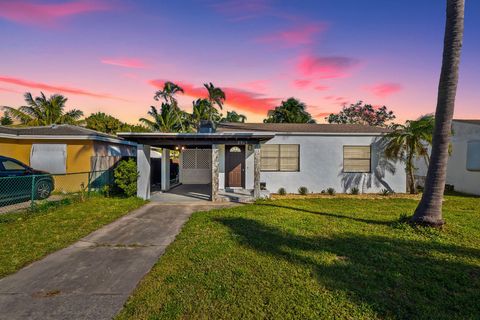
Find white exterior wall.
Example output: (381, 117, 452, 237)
(219, 145, 225, 189)
(445, 122, 480, 195)
(136, 144, 151, 200)
(259, 134, 406, 194)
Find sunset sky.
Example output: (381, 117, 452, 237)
(0, 0, 479, 124)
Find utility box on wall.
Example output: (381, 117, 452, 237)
(466, 140, 480, 171)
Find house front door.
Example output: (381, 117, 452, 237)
(225, 145, 245, 188)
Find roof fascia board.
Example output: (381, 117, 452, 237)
(0, 133, 137, 146)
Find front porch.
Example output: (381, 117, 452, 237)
(118, 132, 274, 202)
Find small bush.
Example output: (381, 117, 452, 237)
(298, 186, 308, 195)
(114, 159, 139, 197)
(350, 187, 359, 195)
(320, 189, 326, 194)
(327, 187, 336, 195)
(277, 187, 287, 195)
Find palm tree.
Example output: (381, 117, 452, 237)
(384, 115, 435, 194)
(140, 104, 185, 133)
(264, 98, 315, 123)
(412, 0, 464, 227)
(2, 92, 83, 126)
(204, 83, 226, 120)
(221, 111, 247, 123)
(191, 98, 221, 128)
(153, 81, 186, 131)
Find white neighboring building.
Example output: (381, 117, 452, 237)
(415, 119, 480, 195)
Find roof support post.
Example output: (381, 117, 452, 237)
(161, 148, 170, 192)
(137, 144, 151, 200)
(253, 143, 261, 199)
(211, 144, 219, 201)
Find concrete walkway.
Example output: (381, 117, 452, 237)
(0, 202, 232, 320)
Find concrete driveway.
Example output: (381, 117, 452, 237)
(0, 202, 232, 320)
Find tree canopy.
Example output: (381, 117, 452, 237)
(383, 115, 435, 194)
(326, 101, 396, 127)
(2, 92, 84, 126)
(264, 98, 315, 123)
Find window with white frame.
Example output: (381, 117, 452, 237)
(261, 144, 299, 172)
(343, 146, 371, 173)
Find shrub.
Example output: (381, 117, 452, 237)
(320, 189, 326, 194)
(350, 187, 359, 195)
(298, 186, 308, 195)
(114, 159, 139, 197)
(277, 187, 287, 195)
(327, 187, 336, 195)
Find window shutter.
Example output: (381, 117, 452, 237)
(343, 146, 371, 173)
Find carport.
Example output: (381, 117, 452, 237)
(117, 132, 274, 201)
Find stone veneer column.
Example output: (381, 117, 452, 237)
(253, 144, 261, 199)
(211, 144, 220, 201)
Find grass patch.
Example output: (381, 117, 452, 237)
(0, 196, 145, 277)
(117, 195, 480, 320)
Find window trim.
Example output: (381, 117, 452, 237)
(343, 145, 372, 173)
(260, 144, 300, 172)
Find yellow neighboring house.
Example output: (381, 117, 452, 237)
(0, 125, 137, 192)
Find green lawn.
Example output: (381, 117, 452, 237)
(118, 195, 480, 320)
(0, 196, 145, 277)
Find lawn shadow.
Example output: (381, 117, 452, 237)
(216, 217, 480, 319)
(257, 202, 392, 226)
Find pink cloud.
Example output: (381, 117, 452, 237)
(0, 0, 112, 26)
(313, 85, 329, 91)
(149, 79, 279, 115)
(0, 87, 22, 94)
(292, 79, 312, 89)
(257, 23, 326, 47)
(239, 79, 270, 93)
(101, 57, 147, 69)
(297, 54, 360, 79)
(366, 82, 402, 98)
(0, 75, 123, 100)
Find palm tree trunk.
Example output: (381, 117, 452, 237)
(407, 152, 416, 194)
(412, 0, 464, 226)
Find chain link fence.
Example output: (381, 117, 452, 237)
(0, 170, 115, 214)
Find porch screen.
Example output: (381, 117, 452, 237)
(343, 146, 371, 173)
(260, 144, 299, 172)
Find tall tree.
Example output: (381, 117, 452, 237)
(85, 112, 127, 134)
(191, 98, 221, 128)
(0, 112, 13, 125)
(326, 101, 396, 127)
(140, 104, 187, 133)
(384, 115, 435, 194)
(2, 92, 83, 126)
(153, 82, 186, 131)
(221, 110, 247, 123)
(412, 0, 465, 226)
(264, 98, 315, 123)
(204, 82, 226, 120)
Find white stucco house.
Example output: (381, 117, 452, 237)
(415, 119, 480, 195)
(118, 123, 407, 201)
